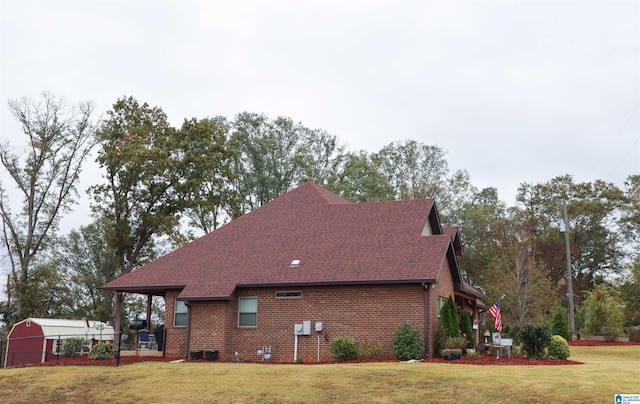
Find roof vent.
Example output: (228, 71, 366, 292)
(290, 259, 301, 268)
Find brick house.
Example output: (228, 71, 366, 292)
(102, 182, 485, 362)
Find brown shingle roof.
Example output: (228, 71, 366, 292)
(103, 182, 457, 300)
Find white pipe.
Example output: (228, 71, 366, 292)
(317, 334, 320, 362)
(294, 334, 298, 362)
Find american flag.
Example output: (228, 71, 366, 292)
(489, 299, 503, 332)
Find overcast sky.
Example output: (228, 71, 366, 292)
(1, 0, 639, 234)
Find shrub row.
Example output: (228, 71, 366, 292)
(330, 323, 425, 361)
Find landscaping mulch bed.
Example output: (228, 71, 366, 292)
(31, 340, 638, 367)
(426, 356, 580, 365)
(37, 355, 181, 367)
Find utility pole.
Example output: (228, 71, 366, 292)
(562, 202, 576, 338)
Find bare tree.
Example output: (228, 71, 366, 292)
(0, 92, 96, 323)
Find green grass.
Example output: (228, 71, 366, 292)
(0, 346, 638, 403)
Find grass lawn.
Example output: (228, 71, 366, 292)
(1, 346, 638, 403)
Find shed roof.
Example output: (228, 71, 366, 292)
(103, 182, 462, 300)
(11, 318, 114, 340)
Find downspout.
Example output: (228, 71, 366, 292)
(184, 301, 191, 358)
(422, 283, 430, 358)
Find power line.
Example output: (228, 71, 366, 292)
(588, 102, 640, 179)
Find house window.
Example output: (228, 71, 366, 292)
(275, 291, 302, 299)
(437, 297, 447, 317)
(174, 300, 188, 327)
(238, 297, 258, 327)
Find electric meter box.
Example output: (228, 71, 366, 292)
(302, 320, 311, 335)
(294, 324, 303, 335)
(315, 322, 323, 332)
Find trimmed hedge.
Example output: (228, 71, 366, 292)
(393, 323, 424, 360)
(547, 335, 570, 359)
(89, 342, 116, 360)
(330, 336, 358, 361)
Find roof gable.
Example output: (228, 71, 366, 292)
(103, 183, 461, 300)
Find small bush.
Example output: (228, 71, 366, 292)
(358, 340, 384, 360)
(88, 342, 116, 360)
(602, 325, 620, 342)
(518, 323, 551, 359)
(393, 323, 424, 360)
(466, 350, 480, 359)
(295, 356, 304, 363)
(626, 325, 640, 342)
(546, 335, 570, 359)
(434, 324, 447, 357)
(440, 348, 462, 360)
(61, 338, 85, 357)
(445, 336, 468, 350)
(330, 336, 358, 361)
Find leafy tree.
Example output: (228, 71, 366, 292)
(581, 283, 624, 336)
(456, 187, 507, 285)
(177, 117, 240, 238)
(327, 150, 394, 202)
(516, 175, 626, 306)
(0, 93, 95, 323)
(90, 96, 213, 328)
(619, 257, 640, 327)
(619, 175, 640, 249)
(53, 219, 118, 321)
(374, 140, 477, 220)
(231, 113, 304, 213)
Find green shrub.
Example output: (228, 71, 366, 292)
(582, 284, 624, 336)
(358, 340, 384, 360)
(459, 312, 475, 348)
(549, 306, 571, 340)
(445, 336, 468, 350)
(440, 348, 462, 360)
(466, 350, 480, 359)
(393, 323, 424, 360)
(88, 342, 116, 360)
(518, 323, 551, 359)
(602, 325, 620, 342)
(434, 323, 446, 357)
(546, 335, 570, 359)
(330, 336, 358, 361)
(440, 296, 459, 338)
(626, 325, 640, 342)
(61, 337, 85, 357)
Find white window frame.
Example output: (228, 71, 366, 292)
(174, 299, 188, 327)
(437, 297, 447, 317)
(238, 297, 258, 327)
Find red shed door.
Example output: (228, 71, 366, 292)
(6, 320, 46, 367)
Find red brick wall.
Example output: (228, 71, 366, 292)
(428, 260, 455, 356)
(164, 291, 187, 358)
(163, 284, 432, 362)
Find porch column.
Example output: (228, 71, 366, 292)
(146, 294, 152, 330)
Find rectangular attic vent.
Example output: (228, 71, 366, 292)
(290, 259, 301, 268)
